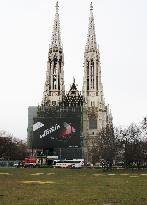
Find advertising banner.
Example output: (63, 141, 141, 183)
(32, 116, 82, 149)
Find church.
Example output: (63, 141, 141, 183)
(27, 2, 112, 162)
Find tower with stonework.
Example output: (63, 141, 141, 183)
(42, 1, 65, 107)
(82, 3, 112, 161)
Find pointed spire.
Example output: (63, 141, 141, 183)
(73, 76, 75, 84)
(56, 1, 59, 13)
(90, 2, 93, 11)
(86, 2, 97, 51)
(50, 1, 62, 49)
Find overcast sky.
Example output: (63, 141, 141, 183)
(0, 0, 147, 139)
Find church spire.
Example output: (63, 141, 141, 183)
(90, 2, 93, 12)
(86, 2, 97, 51)
(50, 1, 62, 50)
(83, 2, 103, 106)
(42, 1, 65, 107)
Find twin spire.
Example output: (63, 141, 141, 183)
(50, 1, 62, 49)
(50, 2, 97, 51)
(86, 2, 97, 51)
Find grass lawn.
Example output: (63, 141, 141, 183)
(0, 168, 147, 205)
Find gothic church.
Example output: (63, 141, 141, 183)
(28, 2, 112, 161)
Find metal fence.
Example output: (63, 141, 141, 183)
(0, 160, 19, 167)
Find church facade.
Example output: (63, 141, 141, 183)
(27, 2, 112, 161)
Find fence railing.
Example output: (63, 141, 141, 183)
(0, 160, 19, 167)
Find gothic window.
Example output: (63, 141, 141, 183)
(53, 75, 57, 89)
(59, 59, 62, 73)
(86, 60, 89, 76)
(52, 101, 56, 106)
(89, 118, 97, 129)
(53, 65, 57, 74)
(90, 59, 94, 89)
(87, 78, 89, 90)
(91, 101, 95, 107)
(48, 77, 51, 90)
(91, 79, 93, 89)
(53, 58, 58, 74)
(96, 76, 98, 91)
(58, 76, 60, 90)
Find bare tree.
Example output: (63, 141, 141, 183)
(119, 123, 147, 169)
(0, 130, 28, 160)
(90, 124, 116, 170)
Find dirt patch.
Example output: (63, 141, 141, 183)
(46, 173, 55, 175)
(18, 180, 55, 184)
(31, 173, 44, 176)
(140, 174, 147, 176)
(93, 173, 104, 176)
(129, 175, 139, 178)
(0, 173, 12, 175)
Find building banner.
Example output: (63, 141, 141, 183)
(32, 116, 82, 149)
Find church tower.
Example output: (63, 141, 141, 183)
(82, 2, 113, 162)
(83, 2, 105, 109)
(82, 2, 112, 142)
(42, 2, 65, 107)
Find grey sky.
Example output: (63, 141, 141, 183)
(0, 0, 147, 139)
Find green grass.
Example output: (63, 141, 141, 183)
(0, 168, 147, 205)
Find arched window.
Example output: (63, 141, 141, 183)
(89, 118, 97, 129)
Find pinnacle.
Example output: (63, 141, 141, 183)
(56, 1, 59, 13)
(86, 2, 97, 51)
(90, 2, 93, 11)
(50, 1, 62, 50)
